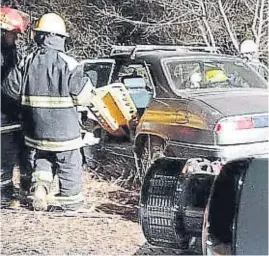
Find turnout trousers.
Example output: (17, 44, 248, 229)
(1, 131, 33, 190)
(1, 130, 34, 206)
(30, 148, 84, 207)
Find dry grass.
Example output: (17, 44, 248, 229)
(1, 169, 145, 255)
(1, 146, 200, 255)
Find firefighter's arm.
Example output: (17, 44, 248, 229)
(68, 64, 94, 106)
(1, 63, 22, 103)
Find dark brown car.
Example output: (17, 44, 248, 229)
(82, 45, 268, 172)
(133, 51, 268, 171)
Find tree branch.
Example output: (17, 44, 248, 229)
(86, 3, 199, 27)
(198, 20, 211, 47)
(218, 0, 239, 51)
(199, 0, 216, 47)
(256, 0, 265, 47)
(252, 0, 260, 39)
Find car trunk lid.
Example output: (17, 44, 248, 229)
(191, 89, 268, 145)
(191, 89, 268, 116)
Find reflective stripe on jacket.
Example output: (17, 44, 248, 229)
(2, 35, 93, 151)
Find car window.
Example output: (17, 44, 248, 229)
(115, 64, 154, 110)
(83, 62, 114, 88)
(122, 77, 147, 89)
(117, 64, 153, 91)
(170, 62, 201, 89)
(163, 59, 268, 92)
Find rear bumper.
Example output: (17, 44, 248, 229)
(166, 140, 269, 160)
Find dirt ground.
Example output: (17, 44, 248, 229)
(1, 171, 145, 255)
(0, 147, 200, 255)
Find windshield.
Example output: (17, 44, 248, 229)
(163, 58, 268, 93)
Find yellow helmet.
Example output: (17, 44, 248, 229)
(34, 13, 69, 37)
(205, 68, 228, 83)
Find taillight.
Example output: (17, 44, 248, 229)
(236, 118, 254, 129)
(214, 115, 268, 132)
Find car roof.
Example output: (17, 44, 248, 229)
(111, 50, 241, 63)
(136, 51, 239, 62)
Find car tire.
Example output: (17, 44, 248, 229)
(140, 159, 191, 250)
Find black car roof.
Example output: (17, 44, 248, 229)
(111, 50, 241, 63)
(135, 51, 239, 62)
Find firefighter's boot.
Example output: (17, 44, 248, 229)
(31, 185, 48, 211)
(1, 185, 16, 207)
(18, 179, 32, 206)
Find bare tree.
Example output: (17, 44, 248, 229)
(2, 0, 268, 60)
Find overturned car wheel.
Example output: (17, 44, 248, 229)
(139, 158, 190, 249)
(139, 157, 219, 250)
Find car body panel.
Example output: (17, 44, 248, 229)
(191, 89, 268, 116)
(136, 89, 269, 149)
(166, 140, 269, 160)
(136, 98, 217, 145)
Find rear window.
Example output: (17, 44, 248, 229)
(163, 58, 268, 92)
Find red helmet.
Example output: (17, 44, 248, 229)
(0, 7, 29, 33)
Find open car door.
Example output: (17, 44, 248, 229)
(80, 59, 138, 137)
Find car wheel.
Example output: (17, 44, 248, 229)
(140, 159, 191, 250)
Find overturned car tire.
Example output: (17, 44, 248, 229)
(139, 158, 190, 249)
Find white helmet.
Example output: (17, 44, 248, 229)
(240, 40, 258, 54)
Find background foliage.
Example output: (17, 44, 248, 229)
(2, 0, 268, 62)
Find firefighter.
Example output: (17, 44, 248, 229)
(240, 39, 268, 80)
(240, 39, 259, 61)
(2, 13, 94, 211)
(0, 7, 30, 205)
